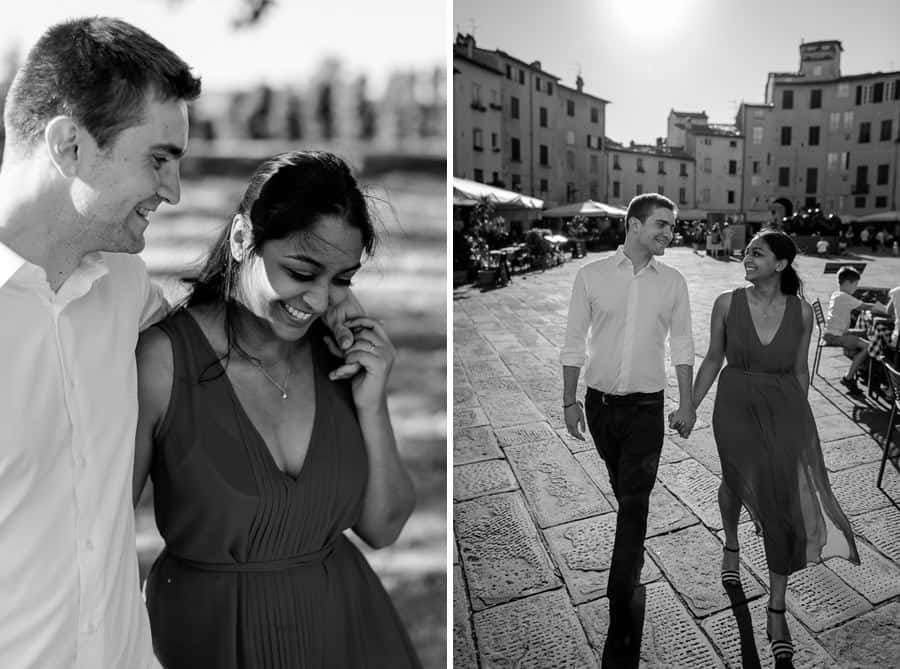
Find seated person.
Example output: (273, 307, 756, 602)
(824, 267, 888, 394)
(888, 284, 900, 356)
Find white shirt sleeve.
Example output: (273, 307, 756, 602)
(560, 268, 590, 367)
(134, 258, 170, 330)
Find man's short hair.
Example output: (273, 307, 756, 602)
(4, 16, 201, 153)
(837, 267, 861, 284)
(625, 193, 676, 224)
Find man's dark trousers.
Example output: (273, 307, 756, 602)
(584, 387, 665, 602)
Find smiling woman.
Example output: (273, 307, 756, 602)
(131, 151, 422, 668)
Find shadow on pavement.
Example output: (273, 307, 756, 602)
(601, 586, 646, 669)
(723, 582, 763, 669)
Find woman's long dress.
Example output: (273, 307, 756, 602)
(713, 288, 860, 574)
(144, 310, 421, 668)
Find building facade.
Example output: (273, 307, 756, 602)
(605, 140, 696, 210)
(743, 40, 900, 219)
(685, 124, 744, 219)
(452, 34, 609, 207)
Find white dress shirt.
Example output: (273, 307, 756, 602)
(0, 242, 164, 668)
(561, 246, 695, 394)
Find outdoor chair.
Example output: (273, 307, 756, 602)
(811, 299, 845, 379)
(877, 360, 900, 489)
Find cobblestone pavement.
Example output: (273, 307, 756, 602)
(453, 247, 900, 669)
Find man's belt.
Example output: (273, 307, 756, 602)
(587, 388, 664, 407)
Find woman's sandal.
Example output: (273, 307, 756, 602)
(767, 607, 795, 664)
(721, 545, 741, 587)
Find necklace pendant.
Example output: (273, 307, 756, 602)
(281, 391, 288, 400)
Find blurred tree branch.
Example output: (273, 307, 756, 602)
(163, 0, 276, 28)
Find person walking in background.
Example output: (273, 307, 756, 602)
(824, 266, 887, 395)
(692, 229, 860, 667)
(561, 193, 695, 663)
(133, 152, 421, 668)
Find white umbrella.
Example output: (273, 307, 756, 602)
(542, 200, 627, 218)
(452, 177, 544, 210)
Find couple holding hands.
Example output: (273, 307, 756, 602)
(562, 193, 859, 668)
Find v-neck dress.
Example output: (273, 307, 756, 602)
(143, 309, 421, 668)
(713, 288, 860, 574)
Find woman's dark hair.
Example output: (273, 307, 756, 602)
(185, 151, 376, 374)
(5, 16, 201, 152)
(752, 228, 804, 297)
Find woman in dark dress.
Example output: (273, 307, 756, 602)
(133, 151, 420, 668)
(691, 229, 859, 667)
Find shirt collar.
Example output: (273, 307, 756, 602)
(614, 245, 659, 273)
(0, 241, 29, 289)
(0, 241, 109, 296)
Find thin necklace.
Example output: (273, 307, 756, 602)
(238, 350, 292, 400)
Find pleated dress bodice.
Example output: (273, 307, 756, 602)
(144, 309, 420, 668)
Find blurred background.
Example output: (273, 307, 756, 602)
(0, 0, 446, 665)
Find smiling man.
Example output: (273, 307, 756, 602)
(561, 192, 695, 662)
(0, 18, 201, 669)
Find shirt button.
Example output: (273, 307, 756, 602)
(85, 539, 94, 551)
(78, 455, 87, 468)
(87, 623, 97, 635)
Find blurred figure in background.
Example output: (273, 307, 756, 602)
(133, 151, 421, 668)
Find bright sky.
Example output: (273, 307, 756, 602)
(0, 0, 446, 93)
(453, 0, 900, 145)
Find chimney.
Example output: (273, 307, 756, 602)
(466, 34, 474, 59)
(576, 75, 584, 92)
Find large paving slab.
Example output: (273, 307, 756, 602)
(819, 433, 886, 472)
(532, 400, 567, 430)
(453, 460, 519, 502)
(506, 439, 611, 528)
(577, 582, 725, 668)
(453, 407, 489, 430)
(453, 566, 477, 669)
(555, 427, 596, 454)
(667, 429, 723, 476)
(467, 375, 525, 396)
(520, 377, 565, 403)
(463, 358, 514, 380)
(851, 505, 900, 562)
(453, 425, 503, 465)
(814, 412, 868, 442)
(728, 523, 872, 632)
(818, 602, 900, 668)
(701, 595, 834, 669)
(493, 421, 559, 449)
(472, 589, 597, 668)
(477, 392, 545, 427)
(645, 482, 701, 537)
(543, 514, 661, 604)
(829, 462, 900, 516)
(454, 383, 479, 409)
(573, 449, 617, 509)
(825, 538, 900, 605)
(454, 492, 561, 611)
(657, 458, 750, 530)
(646, 524, 765, 618)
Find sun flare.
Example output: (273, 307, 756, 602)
(606, 0, 699, 42)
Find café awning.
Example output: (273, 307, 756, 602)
(542, 200, 627, 218)
(676, 208, 708, 220)
(452, 177, 544, 209)
(858, 211, 900, 223)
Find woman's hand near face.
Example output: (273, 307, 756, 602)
(323, 289, 366, 379)
(332, 316, 395, 412)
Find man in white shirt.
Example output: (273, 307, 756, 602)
(0, 18, 360, 668)
(561, 193, 695, 659)
(824, 266, 887, 395)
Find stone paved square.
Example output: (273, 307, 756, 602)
(453, 250, 900, 667)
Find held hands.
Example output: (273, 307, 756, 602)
(329, 317, 395, 412)
(668, 405, 697, 439)
(564, 401, 586, 441)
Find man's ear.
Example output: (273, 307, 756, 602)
(229, 214, 253, 262)
(44, 116, 81, 178)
